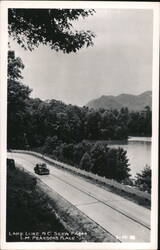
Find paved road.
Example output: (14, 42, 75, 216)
(7, 152, 151, 242)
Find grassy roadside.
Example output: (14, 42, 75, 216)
(7, 165, 118, 242)
(6, 166, 80, 242)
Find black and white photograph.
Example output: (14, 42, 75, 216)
(0, 1, 159, 250)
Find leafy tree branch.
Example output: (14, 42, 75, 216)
(8, 9, 95, 52)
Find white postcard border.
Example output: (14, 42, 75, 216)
(0, 1, 159, 250)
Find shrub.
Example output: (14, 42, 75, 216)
(80, 152, 92, 171)
(135, 165, 151, 193)
(6, 167, 68, 241)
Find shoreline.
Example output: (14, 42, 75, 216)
(128, 136, 151, 142)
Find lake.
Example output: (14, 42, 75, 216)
(107, 137, 151, 178)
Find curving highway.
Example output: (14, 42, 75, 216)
(7, 152, 151, 243)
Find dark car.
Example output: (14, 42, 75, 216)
(34, 163, 50, 175)
(7, 158, 16, 170)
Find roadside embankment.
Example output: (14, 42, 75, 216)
(7, 165, 118, 242)
(12, 150, 151, 208)
(6, 166, 70, 242)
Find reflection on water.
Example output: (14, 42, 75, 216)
(108, 138, 151, 178)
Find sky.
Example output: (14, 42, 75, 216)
(10, 9, 153, 107)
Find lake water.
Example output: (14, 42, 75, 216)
(108, 137, 151, 178)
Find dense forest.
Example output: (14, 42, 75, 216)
(7, 51, 152, 183)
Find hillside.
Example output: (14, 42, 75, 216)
(86, 91, 152, 111)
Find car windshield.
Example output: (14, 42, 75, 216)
(41, 164, 46, 167)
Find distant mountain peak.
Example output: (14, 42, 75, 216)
(139, 90, 152, 96)
(86, 91, 152, 111)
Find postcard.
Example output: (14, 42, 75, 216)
(0, 1, 159, 250)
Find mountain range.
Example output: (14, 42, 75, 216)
(86, 91, 152, 111)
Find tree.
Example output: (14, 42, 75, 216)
(7, 51, 32, 148)
(143, 106, 152, 136)
(80, 152, 92, 171)
(42, 136, 59, 154)
(85, 110, 101, 139)
(135, 165, 151, 193)
(106, 147, 130, 181)
(90, 142, 108, 176)
(8, 9, 95, 53)
(73, 141, 91, 165)
(59, 143, 74, 164)
(90, 143, 130, 181)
